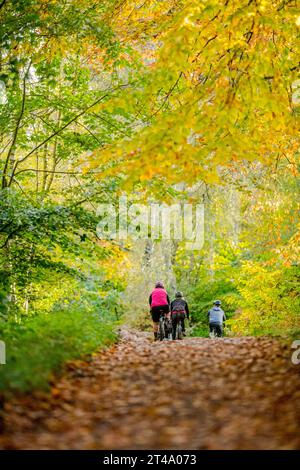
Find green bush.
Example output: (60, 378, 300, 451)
(0, 308, 117, 393)
(186, 280, 239, 337)
(229, 263, 300, 337)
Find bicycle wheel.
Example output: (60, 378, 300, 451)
(177, 321, 183, 340)
(165, 319, 172, 340)
(159, 316, 165, 341)
(209, 326, 217, 338)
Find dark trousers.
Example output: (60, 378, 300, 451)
(151, 304, 169, 322)
(172, 312, 185, 339)
(209, 322, 223, 337)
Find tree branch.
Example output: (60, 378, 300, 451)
(150, 71, 183, 119)
(0, 229, 20, 249)
(75, 120, 103, 144)
(9, 82, 132, 185)
(14, 168, 84, 176)
(2, 63, 30, 189)
(0, 0, 7, 11)
(192, 34, 218, 63)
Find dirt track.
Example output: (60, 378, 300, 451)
(0, 330, 299, 449)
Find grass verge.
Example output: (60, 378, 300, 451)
(0, 309, 117, 394)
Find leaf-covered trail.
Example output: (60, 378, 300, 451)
(1, 331, 299, 449)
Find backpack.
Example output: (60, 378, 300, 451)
(171, 298, 186, 313)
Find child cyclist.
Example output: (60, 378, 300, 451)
(208, 300, 226, 337)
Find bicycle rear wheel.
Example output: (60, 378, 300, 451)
(209, 326, 217, 338)
(177, 321, 183, 340)
(165, 318, 172, 340)
(159, 316, 165, 341)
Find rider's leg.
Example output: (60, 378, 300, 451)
(181, 316, 186, 335)
(151, 307, 160, 340)
(153, 321, 159, 340)
(216, 324, 222, 337)
(209, 322, 222, 337)
(165, 311, 171, 337)
(164, 317, 171, 338)
(164, 304, 171, 323)
(162, 305, 171, 338)
(171, 314, 177, 340)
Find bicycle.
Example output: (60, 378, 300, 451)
(172, 311, 185, 340)
(158, 309, 172, 341)
(209, 323, 223, 338)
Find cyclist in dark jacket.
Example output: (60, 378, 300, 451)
(170, 291, 189, 340)
(208, 300, 226, 337)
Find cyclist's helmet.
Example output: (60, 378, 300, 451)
(175, 291, 183, 298)
(155, 281, 164, 288)
(214, 300, 221, 306)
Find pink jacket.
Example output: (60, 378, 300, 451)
(150, 287, 169, 307)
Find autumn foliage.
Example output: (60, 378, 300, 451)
(0, 0, 299, 393)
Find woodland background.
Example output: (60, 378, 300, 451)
(0, 0, 299, 393)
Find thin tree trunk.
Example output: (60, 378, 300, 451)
(41, 144, 48, 192)
(45, 111, 61, 193)
(2, 67, 28, 188)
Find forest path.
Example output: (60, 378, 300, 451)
(1, 330, 299, 449)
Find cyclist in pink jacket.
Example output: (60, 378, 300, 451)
(149, 281, 170, 341)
